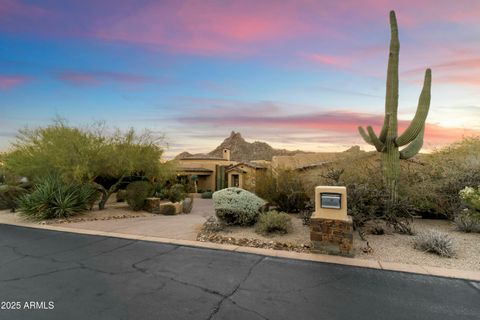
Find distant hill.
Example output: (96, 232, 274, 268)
(176, 131, 307, 161)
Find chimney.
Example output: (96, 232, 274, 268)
(223, 148, 231, 161)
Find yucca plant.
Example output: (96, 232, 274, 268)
(19, 175, 98, 220)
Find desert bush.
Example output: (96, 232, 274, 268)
(167, 184, 186, 203)
(401, 138, 480, 219)
(159, 203, 176, 215)
(19, 176, 98, 220)
(183, 196, 194, 214)
(213, 187, 266, 226)
(201, 191, 213, 199)
(116, 189, 126, 202)
(256, 169, 308, 213)
(413, 230, 455, 258)
(345, 182, 415, 234)
(0, 185, 28, 212)
(454, 210, 480, 233)
(255, 211, 292, 235)
(126, 181, 154, 211)
(299, 200, 314, 226)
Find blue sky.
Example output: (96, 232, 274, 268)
(1, 0, 480, 158)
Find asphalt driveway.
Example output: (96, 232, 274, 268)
(0, 224, 478, 320)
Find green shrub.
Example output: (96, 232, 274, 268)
(0, 185, 28, 212)
(159, 203, 176, 215)
(255, 211, 292, 235)
(454, 210, 480, 233)
(116, 189, 126, 202)
(167, 184, 186, 203)
(183, 196, 194, 214)
(256, 169, 308, 213)
(201, 191, 213, 199)
(213, 187, 266, 226)
(18, 176, 98, 220)
(413, 230, 455, 258)
(401, 138, 480, 219)
(126, 181, 153, 211)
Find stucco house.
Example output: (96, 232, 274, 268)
(176, 149, 267, 192)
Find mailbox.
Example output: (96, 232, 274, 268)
(313, 186, 348, 220)
(311, 185, 353, 256)
(320, 193, 341, 209)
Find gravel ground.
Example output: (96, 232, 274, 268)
(356, 219, 480, 272)
(217, 217, 480, 272)
(219, 214, 311, 244)
(0, 201, 155, 225)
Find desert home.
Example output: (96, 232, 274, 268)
(176, 148, 268, 192)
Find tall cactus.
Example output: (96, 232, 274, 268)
(358, 10, 432, 203)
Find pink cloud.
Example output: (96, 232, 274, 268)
(177, 109, 480, 146)
(0, 75, 29, 90)
(56, 71, 154, 86)
(94, 1, 320, 56)
(0, 0, 50, 19)
(310, 54, 351, 68)
(434, 74, 480, 87)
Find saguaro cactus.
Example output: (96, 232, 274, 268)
(358, 10, 432, 203)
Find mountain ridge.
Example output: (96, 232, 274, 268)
(176, 131, 307, 161)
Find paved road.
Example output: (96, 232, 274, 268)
(0, 225, 478, 320)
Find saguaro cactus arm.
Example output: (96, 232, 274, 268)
(395, 69, 432, 147)
(385, 11, 399, 122)
(358, 126, 373, 145)
(358, 113, 390, 148)
(378, 114, 390, 142)
(399, 125, 425, 159)
(367, 126, 385, 151)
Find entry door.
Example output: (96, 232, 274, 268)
(232, 174, 240, 187)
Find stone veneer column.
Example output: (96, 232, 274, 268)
(310, 216, 353, 257)
(310, 186, 354, 257)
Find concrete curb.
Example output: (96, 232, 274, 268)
(2, 221, 479, 282)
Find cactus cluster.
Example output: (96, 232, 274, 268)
(358, 10, 432, 202)
(216, 165, 226, 190)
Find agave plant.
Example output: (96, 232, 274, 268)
(19, 175, 98, 220)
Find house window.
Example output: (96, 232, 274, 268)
(232, 174, 240, 187)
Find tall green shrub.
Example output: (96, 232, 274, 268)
(0, 185, 28, 212)
(167, 184, 186, 203)
(3, 120, 169, 210)
(256, 169, 308, 213)
(126, 181, 153, 211)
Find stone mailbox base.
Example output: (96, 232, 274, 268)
(310, 216, 353, 257)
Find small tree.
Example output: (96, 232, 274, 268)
(4, 121, 167, 210)
(191, 175, 198, 193)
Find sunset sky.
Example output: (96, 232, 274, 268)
(1, 0, 480, 158)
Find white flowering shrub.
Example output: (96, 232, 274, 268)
(459, 186, 480, 212)
(457, 186, 480, 232)
(213, 187, 267, 226)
